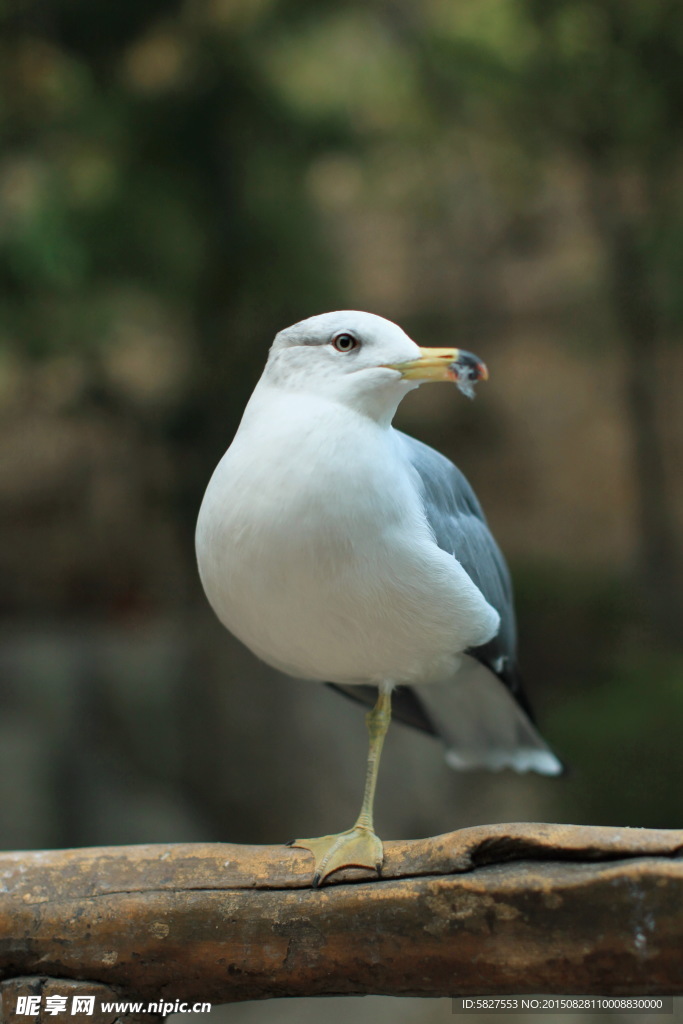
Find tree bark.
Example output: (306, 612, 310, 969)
(0, 823, 682, 1008)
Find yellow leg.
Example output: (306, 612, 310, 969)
(290, 683, 393, 886)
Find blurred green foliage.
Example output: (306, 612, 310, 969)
(4, 0, 683, 362)
(0, 0, 344, 384)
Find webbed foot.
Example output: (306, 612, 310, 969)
(290, 825, 383, 886)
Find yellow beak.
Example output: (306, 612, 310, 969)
(385, 347, 489, 383)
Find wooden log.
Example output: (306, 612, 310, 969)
(0, 976, 165, 1024)
(0, 823, 682, 1007)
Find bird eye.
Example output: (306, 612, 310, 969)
(332, 332, 359, 353)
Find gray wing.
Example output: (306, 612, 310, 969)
(329, 428, 531, 735)
(395, 431, 564, 774)
(395, 431, 515, 653)
(328, 429, 563, 774)
(394, 429, 533, 717)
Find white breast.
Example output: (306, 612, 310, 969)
(196, 386, 499, 686)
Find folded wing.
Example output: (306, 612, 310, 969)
(329, 430, 563, 776)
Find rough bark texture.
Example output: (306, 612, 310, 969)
(0, 823, 682, 1010)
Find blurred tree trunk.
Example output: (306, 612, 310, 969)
(588, 169, 683, 644)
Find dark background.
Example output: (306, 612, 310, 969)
(1, 1, 682, 1020)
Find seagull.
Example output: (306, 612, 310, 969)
(196, 311, 563, 886)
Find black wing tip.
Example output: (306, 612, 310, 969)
(466, 649, 537, 721)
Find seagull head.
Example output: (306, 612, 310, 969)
(264, 311, 488, 424)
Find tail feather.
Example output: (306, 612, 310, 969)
(414, 654, 565, 776)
